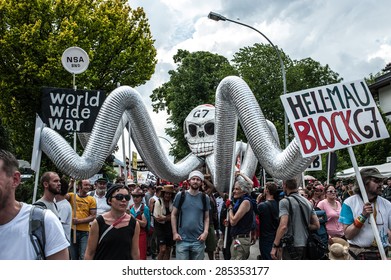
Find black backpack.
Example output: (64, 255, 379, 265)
(29, 205, 47, 260)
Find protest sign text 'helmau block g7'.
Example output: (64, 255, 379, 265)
(280, 80, 389, 157)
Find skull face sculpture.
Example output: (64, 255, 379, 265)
(184, 104, 215, 156)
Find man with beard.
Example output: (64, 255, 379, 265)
(0, 149, 69, 259)
(88, 178, 111, 217)
(171, 170, 210, 260)
(339, 168, 391, 260)
(35, 171, 62, 219)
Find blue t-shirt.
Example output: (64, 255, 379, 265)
(173, 191, 210, 242)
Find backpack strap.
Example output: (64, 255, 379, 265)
(178, 190, 207, 228)
(29, 206, 46, 260)
(178, 190, 186, 228)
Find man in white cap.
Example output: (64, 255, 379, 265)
(171, 170, 210, 260)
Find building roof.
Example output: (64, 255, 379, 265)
(368, 71, 391, 95)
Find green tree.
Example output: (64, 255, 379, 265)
(150, 50, 237, 160)
(0, 0, 156, 161)
(0, 118, 13, 151)
(232, 44, 342, 145)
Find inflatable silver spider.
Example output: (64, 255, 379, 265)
(38, 76, 314, 192)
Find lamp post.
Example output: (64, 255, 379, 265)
(208, 11, 289, 148)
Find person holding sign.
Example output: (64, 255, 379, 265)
(339, 168, 391, 260)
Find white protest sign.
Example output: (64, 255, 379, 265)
(281, 80, 389, 157)
(306, 155, 322, 171)
(61, 46, 89, 74)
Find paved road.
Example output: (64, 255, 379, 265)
(147, 240, 260, 260)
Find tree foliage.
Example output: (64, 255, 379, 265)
(0, 0, 157, 161)
(232, 44, 342, 145)
(150, 50, 237, 159)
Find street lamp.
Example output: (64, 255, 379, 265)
(208, 11, 289, 148)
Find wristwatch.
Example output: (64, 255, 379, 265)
(272, 243, 281, 248)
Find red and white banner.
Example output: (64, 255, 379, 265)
(281, 80, 389, 157)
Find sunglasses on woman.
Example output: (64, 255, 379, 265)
(112, 194, 131, 201)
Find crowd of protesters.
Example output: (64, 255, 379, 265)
(1, 148, 391, 260)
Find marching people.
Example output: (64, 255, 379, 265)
(149, 185, 162, 259)
(0, 149, 69, 260)
(84, 184, 140, 260)
(256, 182, 279, 260)
(382, 177, 391, 202)
(129, 186, 151, 260)
(67, 179, 97, 260)
(310, 183, 325, 208)
(153, 184, 175, 260)
(202, 176, 219, 260)
(226, 173, 257, 260)
(339, 168, 391, 260)
(35, 171, 62, 218)
(88, 177, 111, 217)
(55, 178, 73, 243)
(271, 178, 320, 260)
(171, 170, 210, 260)
(317, 184, 344, 238)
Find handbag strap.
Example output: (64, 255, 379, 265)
(98, 214, 127, 244)
(286, 197, 294, 234)
(290, 195, 311, 234)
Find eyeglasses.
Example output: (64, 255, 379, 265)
(132, 195, 142, 198)
(326, 190, 336, 193)
(314, 189, 323, 192)
(112, 194, 131, 201)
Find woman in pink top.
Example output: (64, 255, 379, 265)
(317, 184, 344, 238)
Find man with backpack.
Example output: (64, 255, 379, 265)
(271, 178, 320, 260)
(35, 171, 62, 218)
(171, 170, 210, 260)
(0, 149, 69, 260)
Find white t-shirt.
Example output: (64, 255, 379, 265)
(56, 199, 72, 242)
(340, 195, 391, 248)
(92, 193, 111, 216)
(0, 203, 69, 260)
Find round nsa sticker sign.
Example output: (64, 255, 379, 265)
(61, 47, 90, 74)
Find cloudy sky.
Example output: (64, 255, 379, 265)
(117, 0, 391, 161)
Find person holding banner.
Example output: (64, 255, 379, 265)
(227, 173, 257, 260)
(67, 179, 97, 260)
(339, 168, 391, 260)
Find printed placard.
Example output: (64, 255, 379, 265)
(281, 80, 389, 157)
(40, 87, 105, 132)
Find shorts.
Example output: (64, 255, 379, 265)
(155, 222, 174, 247)
(205, 225, 217, 252)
